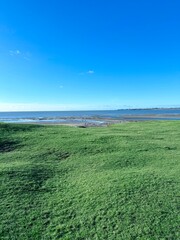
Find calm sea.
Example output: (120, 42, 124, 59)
(0, 109, 180, 124)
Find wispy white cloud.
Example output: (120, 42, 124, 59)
(79, 70, 95, 75)
(23, 56, 30, 61)
(59, 85, 64, 89)
(87, 70, 94, 74)
(0, 102, 116, 112)
(9, 50, 21, 56)
(1, 102, 179, 112)
(9, 50, 31, 60)
(0, 103, 81, 111)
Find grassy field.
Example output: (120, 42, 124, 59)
(0, 121, 179, 240)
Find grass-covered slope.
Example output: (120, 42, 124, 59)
(0, 122, 179, 239)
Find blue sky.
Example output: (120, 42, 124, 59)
(0, 0, 180, 111)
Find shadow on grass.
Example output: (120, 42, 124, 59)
(0, 139, 19, 153)
(3, 166, 53, 195)
(37, 148, 71, 162)
(0, 123, 43, 133)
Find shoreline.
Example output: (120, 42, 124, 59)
(1, 114, 180, 127)
(11, 119, 126, 127)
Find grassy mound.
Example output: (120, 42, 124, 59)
(0, 122, 179, 239)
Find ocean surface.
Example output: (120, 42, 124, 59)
(0, 109, 180, 124)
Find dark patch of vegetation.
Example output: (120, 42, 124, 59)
(0, 123, 43, 133)
(39, 148, 71, 161)
(77, 125, 87, 128)
(3, 166, 53, 194)
(0, 139, 19, 153)
(164, 146, 177, 151)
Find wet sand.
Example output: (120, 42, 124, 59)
(4, 114, 180, 127)
(20, 119, 126, 127)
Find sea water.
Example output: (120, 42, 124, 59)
(0, 109, 180, 124)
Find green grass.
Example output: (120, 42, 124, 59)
(0, 121, 179, 239)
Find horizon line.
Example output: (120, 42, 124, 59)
(1, 107, 180, 113)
